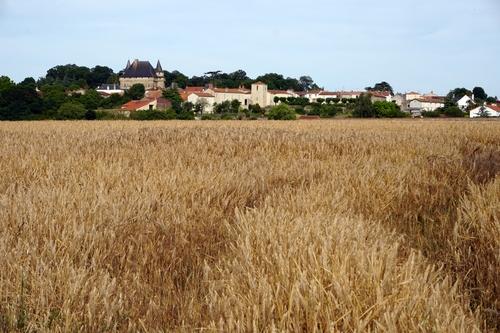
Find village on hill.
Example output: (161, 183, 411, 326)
(1, 59, 499, 121)
(95, 59, 498, 119)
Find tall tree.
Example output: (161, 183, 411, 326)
(163, 88, 183, 113)
(472, 87, 487, 101)
(299, 76, 315, 91)
(0, 76, 15, 93)
(366, 82, 394, 95)
(352, 94, 376, 118)
(127, 84, 145, 100)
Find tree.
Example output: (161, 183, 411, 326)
(87, 66, 115, 88)
(165, 70, 189, 89)
(0, 76, 15, 93)
(472, 87, 487, 101)
(267, 104, 296, 120)
(77, 89, 103, 110)
(446, 88, 471, 103)
(56, 102, 86, 120)
(352, 94, 376, 117)
(163, 88, 183, 113)
(366, 82, 394, 95)
(230, 99, 241, 113)
(18, 77, 37, 90)
(213, 101, 231, 114)
(127, 84, 145, 100)
(40, 84, 67, 111)
(194, 100, 208, 115)
(299, 76, 319, 91)
(442, 106, 464, 117)
(373, 101, 405, 118)
(182, 101, 194, 113)
(204, 70, 222, 87)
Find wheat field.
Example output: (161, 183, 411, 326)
(0, 119, 498, 332)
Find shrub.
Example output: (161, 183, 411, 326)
(130, 109, 177, 120)
(221, 113, 236, 120)
(176, 111, 195, 120)
(352, 94, 376, 118)
(201, 114, 220, 120)
(319, 104, 341, 118)
(84, 109, 97, 120)
(95, 110, 129, 120)
(267, 104, 296, 120)
(422, 110, 441, 118)
(373, 101, 407, 118)
(442, 106, 465, 117)
(127, 84, 145, 100)
(56, 102, 86, 120)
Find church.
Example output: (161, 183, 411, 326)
(119, 59, 165, 90)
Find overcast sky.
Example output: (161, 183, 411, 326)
(0, 0, 499, 95)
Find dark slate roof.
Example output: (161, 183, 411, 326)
(122, 60, 158, 78)
(156, 60, 163, 72)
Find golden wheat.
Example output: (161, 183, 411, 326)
(0, 119, 498, 332)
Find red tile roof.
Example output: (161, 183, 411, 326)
(318, 91, 339, 96)
(212, 88, 250, 94)
(121, 99, 153, 111)
(184, 86, 206, 92)
(193, 92, 215, 98)
(145, 90, 162, 99)
(412, 97, 445, 104)
(269, 90, 293, 95)
(486, 104, 500, 112)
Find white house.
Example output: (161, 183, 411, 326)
(469, 104, 500, 118)
(205, 87, 251, 108)
(96, 84, 124, 96)
(405, 91, 421, 101)
(408, 97, 445, 113)
(457, 95, 474, 110)
(187, 92, 216, 113)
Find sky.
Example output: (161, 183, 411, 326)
(0, 0, 499, 95)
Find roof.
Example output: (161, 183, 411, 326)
(193, 92, 215, 98)
(269, 90, 293, 95)
(370, 91, 391, 97)
(145, 90, 163, 99)
(212, 88, 250, 94)
(410, 97, 445, 104)
(318, 91, 339, 96)
(486, 104, 500, 112)
(121, 99, 153, 111)
(122, 59, 158, 78)
(184, 86, 205, 92)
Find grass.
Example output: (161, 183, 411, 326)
(0, 119, 498, 332)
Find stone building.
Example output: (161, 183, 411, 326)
(119, 59, 165, 90)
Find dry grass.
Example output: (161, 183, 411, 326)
(0, 119, 498, 332)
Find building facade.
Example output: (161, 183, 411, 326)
(119, 59, 165, 90)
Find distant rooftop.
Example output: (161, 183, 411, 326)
(122, 59, 162, 78)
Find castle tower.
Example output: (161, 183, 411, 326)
(155, 60, 165, 90)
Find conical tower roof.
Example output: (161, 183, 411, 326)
(156, 60, 163, 72)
